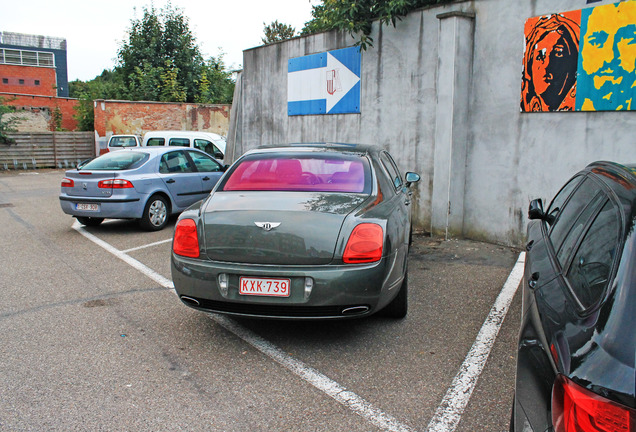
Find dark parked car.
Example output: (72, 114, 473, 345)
(171, 144, 420, 319)
(511, 161, 636, 431)
(60, 147, 226, 230)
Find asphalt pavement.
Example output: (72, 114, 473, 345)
(0, 169, 522, 431)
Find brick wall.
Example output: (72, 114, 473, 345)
(1, 92, 79, 131)
(93, 99, 231, 138)
(0, 64, 57, 97)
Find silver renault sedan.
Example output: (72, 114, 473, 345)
(59, 146, 226, 230)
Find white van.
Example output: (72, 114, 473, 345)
(142, 131, 226, 161)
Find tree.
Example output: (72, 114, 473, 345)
(262, 20, 296, 44)
(69, 3, 236, 119)
(0, 97, 23, 144)
(51, 106, 64, 131)
(117, 4, 204, 102)
(196, 55, 235, 104)
(69, 69, 127, 131)
(302, 0, 454, 48)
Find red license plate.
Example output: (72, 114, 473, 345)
(239, 277, 291, 297)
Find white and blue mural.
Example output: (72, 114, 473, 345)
(287, 46, 361, 116)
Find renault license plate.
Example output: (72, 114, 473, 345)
(239, 277, 290, 297)
(76, 203, 99, 211)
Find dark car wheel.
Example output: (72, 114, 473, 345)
(140, 195, 169, 231)
(76, 216, 104, 227)
(382, 272, 408, 318)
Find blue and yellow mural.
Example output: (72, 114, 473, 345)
(522, 1, 636, 112)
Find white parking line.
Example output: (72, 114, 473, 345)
(212, 314, 415, 432)
(122, 238, 173, 253)
(71, 222, 415, 432)
(72, 222, 174, 289)
(72, 222, 524, 432)
(425, 252, 525, 432)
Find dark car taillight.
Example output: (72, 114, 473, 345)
(98, 179, 134, 188)
(61, 178, 74, 187)
(173, 219, 199, 258)
(343, 223, 383, 263)
(552, 374, 636, 432)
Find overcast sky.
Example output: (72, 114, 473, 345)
(1, 0, 318, 81)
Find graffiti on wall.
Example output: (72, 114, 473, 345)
(521, 2, 636, 112)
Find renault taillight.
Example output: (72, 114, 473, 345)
(173, 219, 199, 258)
(552, 374, 635, 432)
(343, 223, 383, 263)
(98, 179, 134, 188)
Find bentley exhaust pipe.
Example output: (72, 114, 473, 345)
(180, 296, 200, 306)
(341, 306, 370, 315)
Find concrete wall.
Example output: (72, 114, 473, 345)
(94, 99, 231, 137)
(1, 93, 79, 131)
(93, 99, 231, 153)
(229, 0, 636, 247)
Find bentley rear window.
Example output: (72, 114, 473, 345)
(222, 154, 371, 193)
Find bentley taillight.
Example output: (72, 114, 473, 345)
(552, 374, 636, 432)
(343, 223, 383, 263)
(173, 219, 199, 258)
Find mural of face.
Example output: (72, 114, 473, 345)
(521, 13, 580, 112)
(577, 2, 636, 111)
(532, 31, 577, 107)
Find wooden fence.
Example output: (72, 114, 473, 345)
(0, 132, 95, 170)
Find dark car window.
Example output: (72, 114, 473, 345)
(548, 178, 602, 254)
(380, 151, 403, 189)
(81, 151, 148, 171)
(169, 138, 190, 147)
(146, 138, 165, 146)
(159, 151, 194, 174)
(186, 150, 222, 172)
(566, 200, 620, 309)
(546, 175, 584, 226)
(556, 192, 606, 267)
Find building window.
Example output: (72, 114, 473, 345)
(19, 79, 24, 85)
(2, 78, 7, 84)
(34, 80, 40, 85)
(0, 48, 55, 67)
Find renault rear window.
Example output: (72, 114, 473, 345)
(81, 151, 148, 171)
(221, 154, 371, 193)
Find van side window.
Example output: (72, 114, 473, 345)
(169, 138, 190, 147)
(194, 139, 220, 156)
(146, 138, 165, 146)
(566, 200, 620, 309)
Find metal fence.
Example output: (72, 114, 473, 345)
(0, 132, 94, 170)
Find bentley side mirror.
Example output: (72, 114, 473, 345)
(405, 172, 420, 187)
(528, 199, 545, 220)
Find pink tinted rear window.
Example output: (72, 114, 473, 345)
(223, 156, 369, 193)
